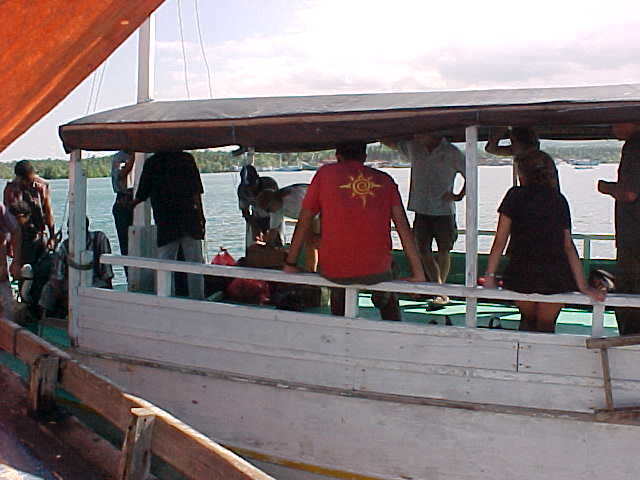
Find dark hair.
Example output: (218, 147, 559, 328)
(510, 127, 539, 149)
(239, 165, 259, 187)
(14, 160, 35, 178)
(335, 142, 367, 160)
(517, 150, 559, 189)
(8, 200, 31, 217)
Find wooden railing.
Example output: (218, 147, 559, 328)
(0, 316, 275, 480)
(99, 254, 640, 338)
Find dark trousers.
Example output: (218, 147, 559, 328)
(616, 246, 640, 335)
(112, 200, 133, 277)
(112, 201, 133, 256)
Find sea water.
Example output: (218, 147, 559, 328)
(0, 164, 619, 285)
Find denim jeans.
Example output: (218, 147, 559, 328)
(157, 236, 205, 300)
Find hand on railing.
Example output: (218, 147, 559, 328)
(581, 285, 606, 303)
(283, 264, 301, 274)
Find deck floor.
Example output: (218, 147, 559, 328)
(0, 364, 107, 480)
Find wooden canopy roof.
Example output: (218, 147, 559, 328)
(59, 83, 640, 153)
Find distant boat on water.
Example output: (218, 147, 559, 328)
(572, 158, 599, 169)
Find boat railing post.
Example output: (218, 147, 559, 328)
(344, 288, 359, 318)
(465, 126, 479, 327)
(592, 302, 605, 338)
(156, 269, 171, 297)
(244, 147, 256, 250)
(129, 14, 156, 292)
(68, 149, 87, 346)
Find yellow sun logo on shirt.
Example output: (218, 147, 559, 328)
(339, 173, 382, 207)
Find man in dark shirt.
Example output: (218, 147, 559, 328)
(132, 151, 206, 300)
(599, 123, 640, 334)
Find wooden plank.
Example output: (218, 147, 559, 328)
(591, 302, 605, 338)
(156, 270, 171, 297)
(0, 317, 70, 365)
(586, 334, 640, 349)
(28, 354, 60, 416)
(68, 149, 87, 346)
(119, 408, 156, 480)
(600, 348, 615, 410)
(59, 360, 274, 480)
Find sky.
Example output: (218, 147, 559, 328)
(2, 0, 640, 161)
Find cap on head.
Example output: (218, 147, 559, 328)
(14, 160, 35, 178)
(335, 142, 367, 160)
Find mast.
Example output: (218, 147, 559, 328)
(129, 15, 156, 290)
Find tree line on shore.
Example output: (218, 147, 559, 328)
(0, 141, 622, 180)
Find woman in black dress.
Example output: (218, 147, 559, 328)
(484, 150, 604, 332)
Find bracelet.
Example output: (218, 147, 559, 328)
(485, 272, 496, 278)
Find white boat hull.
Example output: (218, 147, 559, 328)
(74, 287, 640, 479)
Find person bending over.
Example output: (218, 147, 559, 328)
(237, 165, 279, 245)
(484, 150, 603, 333)
(284, 142, 425, 321)
(256, 183, 319, 271)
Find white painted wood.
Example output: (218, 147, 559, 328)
(592, 303, 605, 337)
(68, 149, 86, 346)
(156, 270, 171, 297)
(80, 250, 93, 288)
(74, 288, 640, 413)
(344, 288, 358, 318)
(99, 254, 640, 309)
(465, 125, 479, 328)
(136, 16, 155, 103)
(78, 354, 640, 480)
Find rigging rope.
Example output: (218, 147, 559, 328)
(93, 60, 108, 112)
(194, 0, 214, 97)
(85, 70, 98, 114)
(177, 0, 191, 99)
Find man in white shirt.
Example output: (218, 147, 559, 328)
(385, 134, 465, 300)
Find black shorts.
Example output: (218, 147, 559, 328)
(413, 214, 458, 252)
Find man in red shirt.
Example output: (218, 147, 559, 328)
(284, 143, 425, 320)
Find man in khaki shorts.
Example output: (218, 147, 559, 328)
(385, 134, 465, 304)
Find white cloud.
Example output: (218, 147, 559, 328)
(155, 0, 640, 100)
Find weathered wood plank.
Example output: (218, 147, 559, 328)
(28, 354, 60, 416)
(601, 348, 615, 410)
(587, 334, 640, 349)
(119, 408, 156, 480)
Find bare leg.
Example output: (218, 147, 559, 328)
(535, 302, 563, 333)
(422, 250, 442, 284)
(436, 250, 451, 283)
(516, 300, 538, 331)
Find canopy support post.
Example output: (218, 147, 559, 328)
(68, 149, 87, 346)
(129, 15, 156, 291)
(465, 126, 479, 328)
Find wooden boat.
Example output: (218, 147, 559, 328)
(0, 3, 274, 479)
(53, 83, 640, 479)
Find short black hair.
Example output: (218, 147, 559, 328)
(335, 142, 367, 160)
(14, 160, 35, 178)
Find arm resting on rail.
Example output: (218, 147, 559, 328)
(391, 205, 426, 282)
(283, 208, 315, 273)
(484, 213, 511, 289)
(564, 229, 605, 302)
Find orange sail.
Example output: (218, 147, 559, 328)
(0, 0, 165, 153)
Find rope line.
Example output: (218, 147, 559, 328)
(93, 60, 108, 112)
(85, 71, 98, 114)
(194, 0, 214, 97)
(177, 0, 191, 99)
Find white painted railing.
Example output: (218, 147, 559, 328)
(99, 254, 640, 338)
